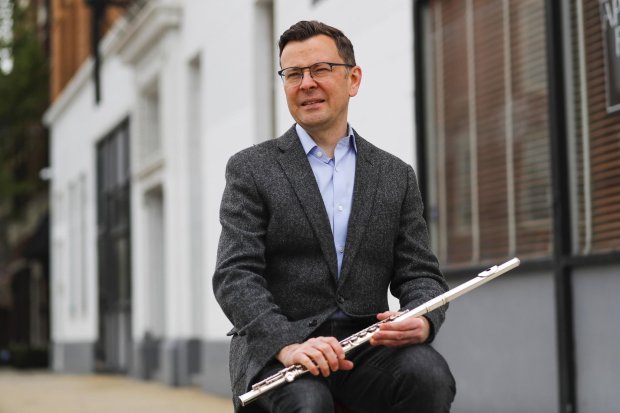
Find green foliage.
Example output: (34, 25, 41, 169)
(0, 1, 49, 208)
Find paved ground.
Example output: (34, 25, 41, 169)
(0, 368, 234, 413)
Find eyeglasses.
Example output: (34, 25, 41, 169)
(278, 62, 354, 87)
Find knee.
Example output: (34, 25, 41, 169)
(394, 348, 456, 411)
(292, 391, 334, 413)
(265, 378, 335, 413)
(419, 360, 455, 396)
(401, 361, 454, 394)
(275, 392, 334, 413)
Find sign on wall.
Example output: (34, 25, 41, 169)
(601, 0, 620, 113)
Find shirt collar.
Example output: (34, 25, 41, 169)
(296, 123, 357, 155)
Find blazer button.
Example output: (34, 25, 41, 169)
(337, 295, 345, 304)
(308, 319, 318, 327)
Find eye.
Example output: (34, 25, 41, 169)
(283, 69, 302, 80)
(311, 64, 332, 77)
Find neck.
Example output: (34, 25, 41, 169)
(304, 124, 349, 158)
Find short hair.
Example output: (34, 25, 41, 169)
(278, 20, 356, 66)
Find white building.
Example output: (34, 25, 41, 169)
(44, 1, 620, 412)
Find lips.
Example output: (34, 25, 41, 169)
(301, 98, 325, 106)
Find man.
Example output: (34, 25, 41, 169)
(213, 20, 455, 413)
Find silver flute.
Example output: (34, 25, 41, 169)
(239, 257, 521, 406)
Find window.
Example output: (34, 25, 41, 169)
(569, 0, 620, 255)
(422, 0, 552, 268)
(96, 119, 132, 371)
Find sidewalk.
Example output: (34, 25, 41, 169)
(0, 368, 233, 413)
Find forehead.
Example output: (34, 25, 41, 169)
(280, 34, 342, 67)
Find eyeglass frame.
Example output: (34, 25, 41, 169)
(277, 62, 355, 86)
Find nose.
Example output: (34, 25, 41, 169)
(299, 68, 318, 90)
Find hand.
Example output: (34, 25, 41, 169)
(276, 336, 354, 377)
(369, 311, 430, 347)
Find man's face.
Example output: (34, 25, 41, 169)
(279, 34, 361, 137)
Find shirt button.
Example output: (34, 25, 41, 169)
(316, 151, 323, 157)
(339, 247, 344, 254)
(335, 167, 339, 172)
(337, 205, 344, 212)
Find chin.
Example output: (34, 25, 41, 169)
(298, 115, 328, 128)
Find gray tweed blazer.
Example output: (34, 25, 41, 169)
(213, 125, 448, 412)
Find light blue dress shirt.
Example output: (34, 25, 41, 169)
(296, 123, 357, 278)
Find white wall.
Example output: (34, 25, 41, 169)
(48, 55, 134, 343)
(190, 0, 264, 340)
(573, 264, 620, 413)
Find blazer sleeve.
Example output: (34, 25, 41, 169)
(390, 164, 449, 342)
(212, 152, 301, 367)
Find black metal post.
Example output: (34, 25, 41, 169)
(544, 1, 576, 412)
(86, 0, 131, 104)
(413, 0, 429, 218)
(86, 0, 105, 104)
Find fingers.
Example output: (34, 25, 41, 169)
(304, 338, 338, 376)
(282, 337, 352, 377)
(339, 359, 354, 371)
(376, 310, 396, 321)
(370, 314, 430, 347)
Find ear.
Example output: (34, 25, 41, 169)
(348, 66, 362, 97)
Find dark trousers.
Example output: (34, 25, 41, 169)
(255, 319, 456, 413)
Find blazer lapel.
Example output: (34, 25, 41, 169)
(276, 127, 339, 280)
(339, 133, 380, 284)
